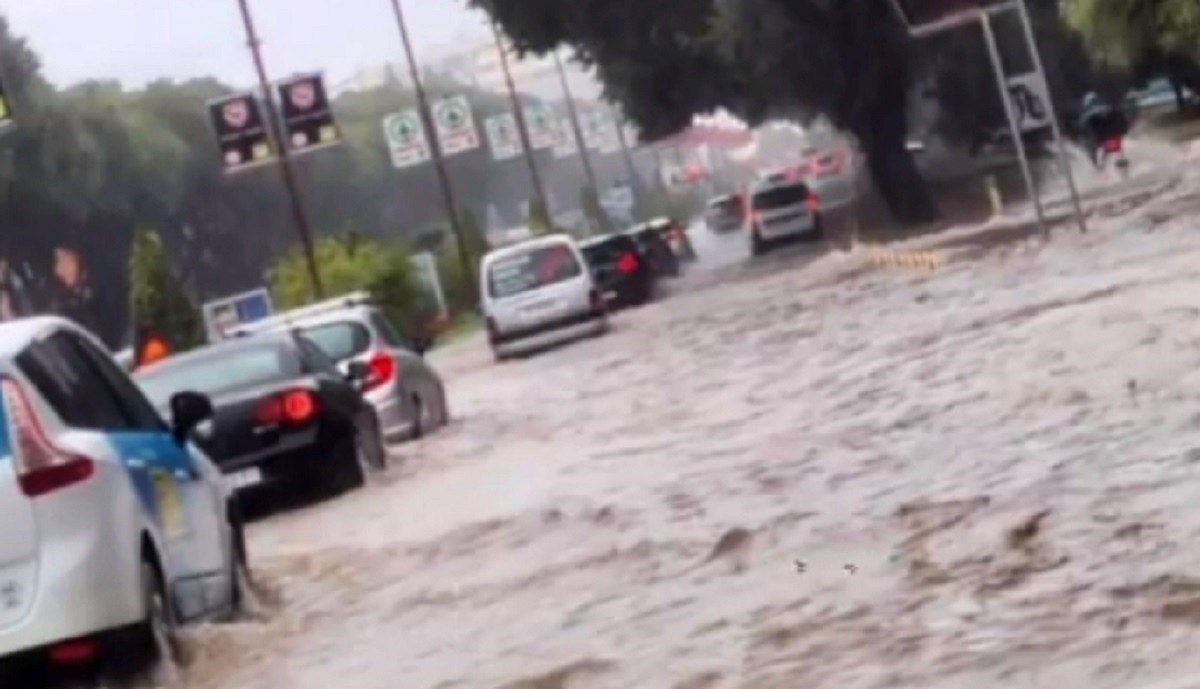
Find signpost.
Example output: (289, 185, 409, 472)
(889, 0, 1085, 237)
(524, 103, 558, 150)
(382, 109, 431, 169)
(277, 72, 341, 154)
(431, 95, 481, 156)
(485, 113, 523, 160)
(207, 92, 276, 172)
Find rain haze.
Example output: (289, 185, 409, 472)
(1, 0, 491, 88)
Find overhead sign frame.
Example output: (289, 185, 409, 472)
(888, 0, 1085, 237)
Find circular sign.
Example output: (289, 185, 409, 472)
(437, 100, 468, 131)
(289, 80, 317, 111)
(223, 99, 250, 130)
(390, 114, 418, 143)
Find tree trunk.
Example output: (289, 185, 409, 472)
(851, 117, 939, 227)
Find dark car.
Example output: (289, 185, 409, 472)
(580, 233, 656, 309)
(624, 223, 680, 279)
(133, 331, 388, 501)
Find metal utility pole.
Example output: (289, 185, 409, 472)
(235, 0, 324, 298)
(553, 51, 600, 201)
(492, 20, 550, 221)
(387, 0, 476, 300)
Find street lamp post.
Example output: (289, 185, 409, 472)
(491, 20, 551, 225)
(386, 0, 477, 302)
(235, 0, 324, 298)
(553, 50, 602, 233)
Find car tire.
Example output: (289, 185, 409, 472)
(328, 433, 367, 495)
(751, 230, 769, 257)
(124, 559, 183, 686)
(410, 395, 425, 440)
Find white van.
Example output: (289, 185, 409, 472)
(480, 234, 608, 361)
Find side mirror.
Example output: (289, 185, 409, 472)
(346, 361, 371, 385)
(169, 391, 214, 445)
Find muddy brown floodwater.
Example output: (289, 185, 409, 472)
(182, 162, 1200, 689)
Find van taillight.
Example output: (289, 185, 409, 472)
(0, 378, 95, 498)
(807, 193, 821, 213)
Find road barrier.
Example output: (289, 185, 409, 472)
(865, 248, 944, 273)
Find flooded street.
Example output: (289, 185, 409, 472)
(184, 160, 1200, 689)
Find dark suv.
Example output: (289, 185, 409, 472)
(580, 233, 656, 310)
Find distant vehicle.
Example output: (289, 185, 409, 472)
(640, 217, 697, 262)
(134, 330, 388, 501)
(804, 148, 856, 210)
(624, 222, 681, 279)
(0, 317, 246, 683)
(580, 233, 657, 310)
(480, 234, 609, 362)
(747, 178, 824, 257)
(1129, 77, 1198, 110)
(705, 194, 747, 234)
(229, 292, 448, 443)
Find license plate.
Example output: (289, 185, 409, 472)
(604, 290, 618, 301)
(227, 467, 263, 491)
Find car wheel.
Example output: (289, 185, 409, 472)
(410, 395, 425, 440)
(751, 230, 769, 257)
(328, 433, 367, 494)
(128, 559, 184, 686)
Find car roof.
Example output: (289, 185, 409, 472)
(134, 331, 295, 377)
(580, 233, 635, 248)
(248, 303, 376, 333)
(482, 233, 577, 265)
(0, 315, 85, 361)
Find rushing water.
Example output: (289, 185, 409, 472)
(167, 161, 1200, 689)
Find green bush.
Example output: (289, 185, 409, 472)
(128, 227, 203, 351)
(270, 235, 431, 337)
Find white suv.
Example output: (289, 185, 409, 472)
(0, 317, 246, 683)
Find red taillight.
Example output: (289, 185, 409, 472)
(0, 378, 95, 498)
(616, 252, 640, 275)
(256, 389, 319, 426)
(49, 639, 99, 665)
(807, 193, 821, 213)
(1104, 137, 1123, 153)
(363, 352, 396, 392)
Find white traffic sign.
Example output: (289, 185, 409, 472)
(553, 117, 578, 159)
(485, 113, 522, 160)
(382, 110, 430, 169)
(432, 95, 480, 156)
(1006, 73, 1052, 133)
(524, 103, 558, 150)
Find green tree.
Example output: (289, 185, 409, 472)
(1066, 0, 1200, 104)
(270, 236, 429, 336)
(128, 227, 203, 350)
(526, 197, 554, 235)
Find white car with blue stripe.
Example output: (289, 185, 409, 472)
(0, 317, 248, 683)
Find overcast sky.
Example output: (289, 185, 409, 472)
(2, 0, 494, 89)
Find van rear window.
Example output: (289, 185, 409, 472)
(488, 244, 583, 299)
(754, 183, 810, 210)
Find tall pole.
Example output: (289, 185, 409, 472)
(611, 107, 645, 220)
(553, 51, 600, 211)
(387, 0, 475, 301)
(981, 12, 1047, 239)
(492, 20, 550, 222)
(1012, 0, 1087, 235)
(235, 0, 324, 298)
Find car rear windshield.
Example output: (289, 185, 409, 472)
(754, 183, 810, 210)
(135, 343, 300, 407)
(582, 236, 640, 266)
(300, 321, 372, 362)
(709, 196, 743, 216)
(487, 244, 583, 299)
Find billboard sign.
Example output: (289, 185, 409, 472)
(431, 95, 480, 156)
(202, 287, 275, 343)
(485, 113, 522, 160)
(277, 73, 340, 154)
(382, 109, 431, 169)
(207, 92, 275, 173)
(524, 103, 558, 150)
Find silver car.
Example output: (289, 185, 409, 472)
(230, 293, 448, 443)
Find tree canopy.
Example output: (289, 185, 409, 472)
(1066, 0, 1200, 94)
(473, 0, 1103, 224)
